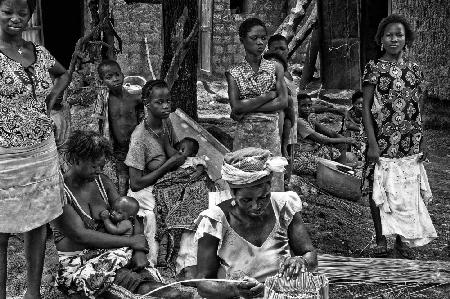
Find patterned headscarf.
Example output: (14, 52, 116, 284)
(221, 147, 288, 188)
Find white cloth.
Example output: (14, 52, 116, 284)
(127, 186, 158, 266)
(373, 154, 437, 247)
(175, 231, 198, 273)
(180, 156, 207, 169)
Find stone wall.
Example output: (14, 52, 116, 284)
(112, 0, 163, 79)
(392, 0, 449, 100)
(211, 0, 289, 75)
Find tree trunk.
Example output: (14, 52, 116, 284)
(161, 0, 199, 121)
(287, 0, 317, 59)
(99, 0, 115, 60)
(274, 0, 312, 43)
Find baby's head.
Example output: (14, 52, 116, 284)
(175, 137, 199, 157)
(97, 60, 124, 92)
(110, 196, 140, 223)
(267, 34, 289, 62)
(263, 52, 288, 72)
(351, 91, 363, 115)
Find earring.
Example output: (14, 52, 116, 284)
(381, 44, 384, 51)
(231, 199, 236, 206)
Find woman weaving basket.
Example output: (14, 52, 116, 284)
(195, 148, 318, 298)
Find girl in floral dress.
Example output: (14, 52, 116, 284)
(362, 14, 432, 258)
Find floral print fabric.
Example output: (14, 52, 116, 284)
(361, 59, 424, 198)
(0, 44, 56, 147)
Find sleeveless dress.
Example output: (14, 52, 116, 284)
(195, 191, 302, 283)
(227, 58, 284, 191)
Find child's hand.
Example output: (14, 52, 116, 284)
(99, 210, 110, 220)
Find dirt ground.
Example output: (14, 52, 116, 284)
(5, 81, 450, 298)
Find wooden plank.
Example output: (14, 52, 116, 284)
(169, 109, 230, 190)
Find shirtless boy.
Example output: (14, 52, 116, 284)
(97, 60, 144, 195)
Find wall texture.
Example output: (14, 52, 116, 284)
(392, 0, 449, 100)
(210, 0, 289, 75)
(113, 0, 163, 79)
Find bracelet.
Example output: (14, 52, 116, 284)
(298, 256, 309, 268)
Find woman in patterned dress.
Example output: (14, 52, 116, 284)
(362, 14, 427, 258)
(226, 18, 289, 191)
(0, 0, 69, 298)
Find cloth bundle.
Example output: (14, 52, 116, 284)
(372, 154, 437, 247)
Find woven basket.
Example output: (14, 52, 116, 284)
(316, 158, 361, 201)
(264, 272, 329, 299)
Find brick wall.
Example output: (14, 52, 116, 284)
(211, 0, 289, 75)
(392, 0, 449, 100)
(113, 0, 163, 79)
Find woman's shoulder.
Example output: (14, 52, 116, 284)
(271, 191, 303, 225)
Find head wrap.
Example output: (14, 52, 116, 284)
(221, 147, 288, 188)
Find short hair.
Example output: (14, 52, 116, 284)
(351, 90, 363, 104)
(0, 0, 36, 15)
(263, 52, 288, 71)
(63, 130, 112, 164)
(239, 18, 267, 39)
(176, 137, 200, 156)
(114, 196, 140, 218)
(374, 14, 415, 48)
(97, 59, 121, 79)
(297, 93, 312, 103)
(141, 79, 169, 100)
(268, 34, 288, 48)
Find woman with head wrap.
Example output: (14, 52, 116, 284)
(194, 148, 317, 298)
(0, 0, 69, 297)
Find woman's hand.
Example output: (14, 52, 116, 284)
(278, 256, 308, 280)
(99, 210, 110, 220)
(128, 251, 150, 271)
(418, 143, 430, 163)
(344, 137, 358, 146)
(234, 276, 264, 298)
(128, 234, 149, 253)
(165, 153, 186, 170)
(367, 143, 380, 164)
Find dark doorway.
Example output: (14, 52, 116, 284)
(360, 0, 389, 71)
(41, 1, 84, 69)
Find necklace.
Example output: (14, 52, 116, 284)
(144, 118, 165, 138)
(17, 47, 23, 55)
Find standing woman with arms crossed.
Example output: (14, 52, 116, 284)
(226, 18, 289, 191)
(0, 0, 69, 298)
(362, 14, 435, 259)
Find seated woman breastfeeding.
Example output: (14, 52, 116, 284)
(195, 148, 317, 298)
(226, 18, 288, 191)
(51, 130, 190, 299)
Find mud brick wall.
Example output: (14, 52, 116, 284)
(113, 0, 163, 79)
(211, 0, 289, 75)
(392, 0, 449, 100)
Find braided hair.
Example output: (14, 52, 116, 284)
(63, 130, 112, 164)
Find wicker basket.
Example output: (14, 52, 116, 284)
(264, 272, 329, 299)
(316, 158, 361, 201)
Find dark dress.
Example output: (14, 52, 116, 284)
(361, 58, 425, 200)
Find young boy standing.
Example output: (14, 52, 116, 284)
(267, 34, 297, 189)
(95, 60, 144, 195)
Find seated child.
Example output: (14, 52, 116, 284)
(293, 93, 358, 175)
(99, 196, 140, 236)
(340, 90, 366, 164)
(174, 137, 207, 178)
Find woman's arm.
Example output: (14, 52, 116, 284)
(47, 60, 70, 116)
(315, 122, 340, 138)
(254, 62, 289, 113)
(226, 73, 276, 115)
(128, 154, 186, 191)
(307, 131, 355, 146)
(362, 85, 380, 162)
(54, 205, 147, 251)
(287, 212, 318, 271)
(196, 234, 241, 299)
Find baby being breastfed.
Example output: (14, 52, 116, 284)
(99, 196, 140, 236)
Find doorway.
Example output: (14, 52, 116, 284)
(41, 1, 84, 69)
(360, 0, 390, 71)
